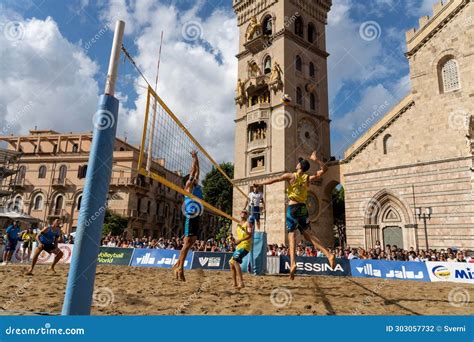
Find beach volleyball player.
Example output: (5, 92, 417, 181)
(229, 209, 254, 289)
(173, 150, 203, 281)
(255, 151, 336, 280)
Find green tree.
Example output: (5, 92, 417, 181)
(102, 209, 128, 236)
(332, 186, 346, 247)
(202, 163, 234, 238)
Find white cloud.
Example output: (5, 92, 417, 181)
(0, 14, 99, 137)
(101, 1, 238, 163)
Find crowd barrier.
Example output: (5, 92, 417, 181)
(5, 242, 473, 284)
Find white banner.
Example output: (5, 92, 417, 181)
(11, 243, 74, 264)
(426, 261, 474, 284)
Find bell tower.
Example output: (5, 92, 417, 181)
(232, 0, 333, 245)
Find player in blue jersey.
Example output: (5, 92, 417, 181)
(26, 219, 64, 275)
(173, 150, 203, 281)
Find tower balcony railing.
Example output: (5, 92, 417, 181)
(247, 138, 267, 151)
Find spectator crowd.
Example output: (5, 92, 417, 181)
(267, 240, 473, 263)
(3, 220, 471, 265)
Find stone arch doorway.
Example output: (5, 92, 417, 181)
(363, 189, 417, 250)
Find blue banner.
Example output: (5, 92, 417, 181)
(0, 316, 471, 342)
(130, 248, 193, 270)
(350, 259, 430, 282)
(192, 252, 229, 270)
(279, 256, 351, 276)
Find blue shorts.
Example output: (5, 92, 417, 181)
(231, 248, 249, 264)
(184, 216, 200, 237)
(249, 206, 260, 221)
(286, 204, 310, 233)
(4, 239, 17, 252)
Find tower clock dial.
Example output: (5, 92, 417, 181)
(298, 119, 319, 153)
(307, 192, 320, 217)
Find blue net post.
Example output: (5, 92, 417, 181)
(62, 20, 124, 315)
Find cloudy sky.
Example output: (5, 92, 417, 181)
(0, 0, 440, 161)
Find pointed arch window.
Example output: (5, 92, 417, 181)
(383, 134, 392, 155)
(294, 17, 304, 37)
(295, 55, 302, 72)
(296, 87, 303, 106)
(439, 57, 460, 93)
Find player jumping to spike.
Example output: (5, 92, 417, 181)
(229, 209, 254, 289)
(255, 151, 336, 280)
(173, 150, 203, 281)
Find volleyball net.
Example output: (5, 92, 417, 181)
(138, 86, 246, 223)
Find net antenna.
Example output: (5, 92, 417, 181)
(146, 31, 164, 173)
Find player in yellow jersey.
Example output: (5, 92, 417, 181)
(229, 209, 254, 289)
(255, 151, 336, 280)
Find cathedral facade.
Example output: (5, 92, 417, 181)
(340, 0, 474, 250)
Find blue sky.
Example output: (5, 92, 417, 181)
(0, 0, 439, 161)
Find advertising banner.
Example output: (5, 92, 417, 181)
(192, 252, 229, 270)
(426, 261, 474, 284)
(280, 256, 351, 276)
(350, 259, 430, 282)
(11, 243, 73, 264)
(97, 247, 133, 266)
(130, 248, 193, 269)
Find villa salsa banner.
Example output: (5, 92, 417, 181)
(97, 247, 133, 266)
(130, 248, 193, 269)
(279, 256, 351, 276)
(350, 259, 430, 282)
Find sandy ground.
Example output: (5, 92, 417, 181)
(0, 264, 472, 316)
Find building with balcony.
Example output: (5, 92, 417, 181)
(0, 129, 217, 238)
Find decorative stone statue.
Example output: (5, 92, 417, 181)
(270, 62, 282, 84)
(235, 78, 246, 107)
(270, 61, 283, 93)
(248, 61, 261, 77)
(246, 16, 262, 41)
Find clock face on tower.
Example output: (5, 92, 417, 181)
(298, 118, 319, 153)
(307, 192, 320, 218)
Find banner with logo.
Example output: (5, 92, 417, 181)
(192, 252, 229, 270)
(130, 248, 193, 269)
(350, 259, 430, 282)
(97, 247, 133, 266)
(11, 243, 74, 264)
(280, 256, 351, 276)
(426, 261, 474, 284)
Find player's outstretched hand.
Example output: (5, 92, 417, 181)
(310, 151, 319, 161)
(191, 150, 198, 158)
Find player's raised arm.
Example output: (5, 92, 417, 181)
(309, 151, 328, 182)
(185, 151, 199, 192)
(255, 173, 294, 186)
